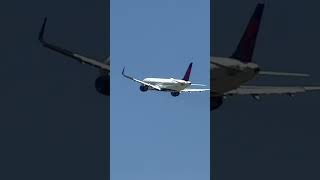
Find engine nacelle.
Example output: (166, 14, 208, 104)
(171, 91, 180, 97)
(140, 85, 148, 92)
(95, 75, 110, 96)
(211, 96, 223, 110)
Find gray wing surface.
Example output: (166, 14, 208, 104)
(39, 17, 109, 72)
(181, 88, 210, 92)
(121, 67, 161, 91)
(226, 85, 320, 95)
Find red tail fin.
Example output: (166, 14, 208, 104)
(231, 3, 264, 63)
(182, 63, 192, 81)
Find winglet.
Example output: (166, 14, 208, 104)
(39, 17, 47, 43)
(122, 67, 125, 76)
(182, 62, 193, 81)
(122, 66, 133, 80)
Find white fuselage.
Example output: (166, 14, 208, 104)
(143, 78, 191, 91)
(211, 57, 260, 96)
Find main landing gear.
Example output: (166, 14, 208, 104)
(171, 91, 180, 97)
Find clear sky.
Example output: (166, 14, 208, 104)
(111, 0, 210, 179)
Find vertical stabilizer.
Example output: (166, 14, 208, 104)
(182, 63, 193, 81)
(231, 3, 264, 63)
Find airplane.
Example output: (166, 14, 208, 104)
(38, 17, 110, 96)
(211, 3, 320, 110)
(122, 63, 210, 96)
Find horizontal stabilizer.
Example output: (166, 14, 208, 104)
(191, 83, 207, 86)
(259, 71, 310, 77)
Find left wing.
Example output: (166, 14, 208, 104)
(226, 85, 320, 96)
(121, 67, 161, 91)
(181, 88, 210, 92)
(39, 17, 110, 72)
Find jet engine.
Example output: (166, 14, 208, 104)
(171, 91, 180, 97)
(95, 75, 110, 96)
(211, 96, 223, 110)
(140, 85, 148, 92)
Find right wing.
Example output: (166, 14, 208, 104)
(225, 85, 320, 96)
(181, 88, 210, 92)
(39, 17, 109, 72)
(121, 67, 161, 91)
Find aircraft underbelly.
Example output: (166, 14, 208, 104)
(145, 80, 188, 91)
(159, 84, 188, 91)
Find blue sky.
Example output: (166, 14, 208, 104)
(111, 0, 210, 179)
